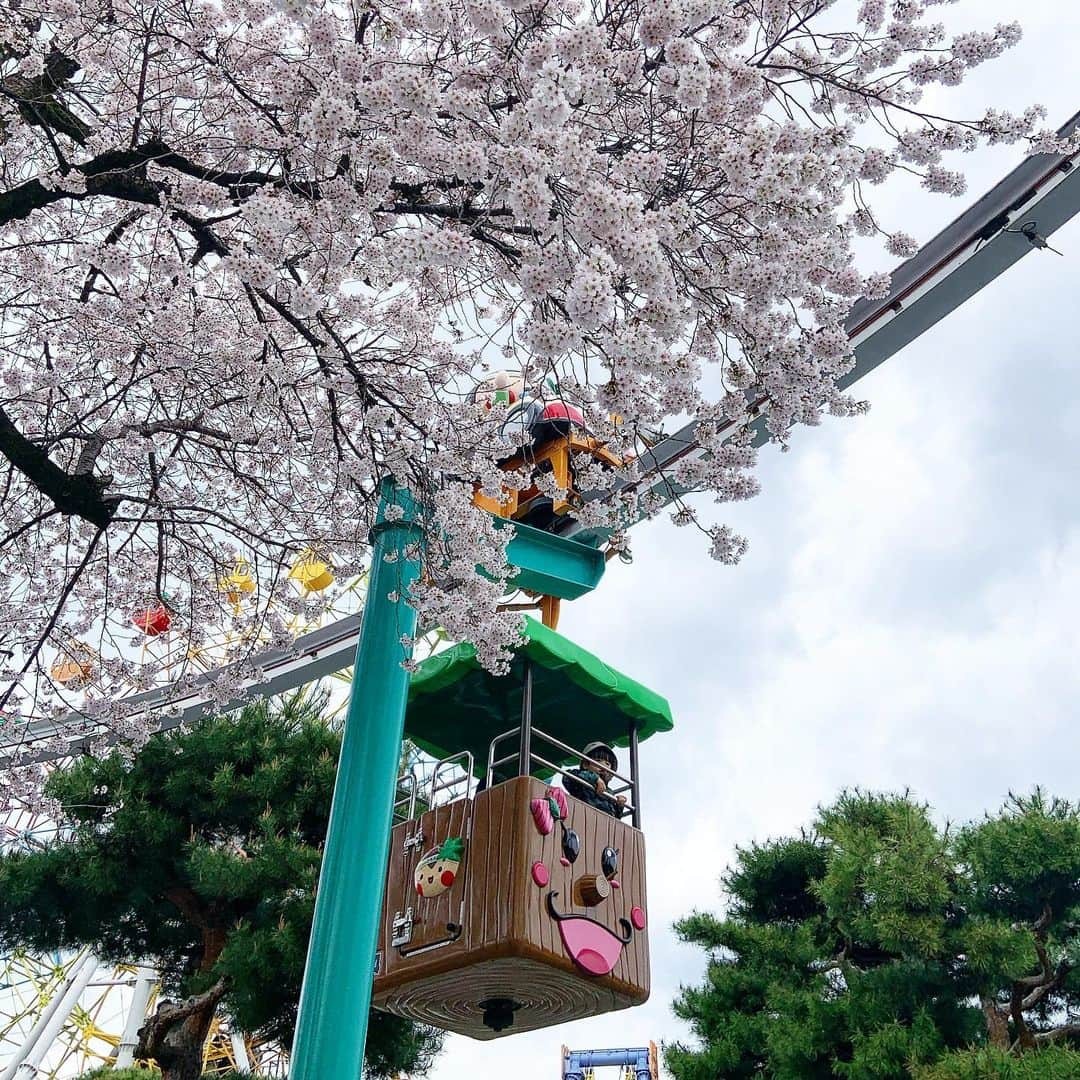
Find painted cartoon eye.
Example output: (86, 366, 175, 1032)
(562, 828, 580, 864)
(601, 846, 619, 879)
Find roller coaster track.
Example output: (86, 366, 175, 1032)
(4, 110, 1079, 766)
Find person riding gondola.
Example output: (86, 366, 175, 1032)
(563, 741, 628, 819)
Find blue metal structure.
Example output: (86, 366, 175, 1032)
(563, 1043, 659, 1080)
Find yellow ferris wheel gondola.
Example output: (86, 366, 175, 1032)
(49, 641, 96, 689)
(288, 554, 334, 593)
(218, 562, 256, 605)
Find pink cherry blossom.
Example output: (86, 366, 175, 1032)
(0, 0, 1039, 803)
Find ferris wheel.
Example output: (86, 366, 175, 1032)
(0, 948, 287, 1078)
(0, 586, 367, 1079)
(0, 744, 296, 1079)
(1, 112, 1079, 1078)
(0, 607, 446, 1079)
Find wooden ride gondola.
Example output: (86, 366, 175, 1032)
(372, 618, 673, 1039)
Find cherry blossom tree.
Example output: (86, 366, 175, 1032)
(0, 0, 1055, 799)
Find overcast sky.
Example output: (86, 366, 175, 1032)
(429, 6, 1080, 1079)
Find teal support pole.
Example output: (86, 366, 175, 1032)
(290, 482, 423, 1079)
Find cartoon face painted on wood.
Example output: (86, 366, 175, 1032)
(374, 777, 649, 1040)
(529, 786, 646, 977)
(414, 837, 465, 899)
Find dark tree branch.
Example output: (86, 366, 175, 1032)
(0, 143, 165, 225)
(0, 137, 517, 255)
(1035, 1023, 1080, 1045)
(1010, 984, 1036, 1051)
(1021, 960, 1071, 1010)
(0, 405, 119, 527)
(0, 48, 90, 145)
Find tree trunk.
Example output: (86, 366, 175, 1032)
(980, 995, 1010, 1050)
(135, 979, 227, 1080)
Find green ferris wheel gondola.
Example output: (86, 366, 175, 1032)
(374, 617, 673, 1040)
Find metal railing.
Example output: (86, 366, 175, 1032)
(485, 724, 637, 820)
(428, 750, 475, 809)
(393, 752, 476, 825)
(395, 716, 641, 829)
(392, 770, 418, 824)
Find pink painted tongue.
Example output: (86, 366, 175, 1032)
(557, 917, 624, 975)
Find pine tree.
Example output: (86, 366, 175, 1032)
(666, 790, 1080, 1080)
(914, 1045, 1080, 1079)
(0, 694, 442, 1080)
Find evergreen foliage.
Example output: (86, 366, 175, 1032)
(913, 1046, 1080, 1079)
(666, 790, 1080, 1080)
(0, 694, 442, 1078)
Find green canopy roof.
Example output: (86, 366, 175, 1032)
(405, 617, 673, 777)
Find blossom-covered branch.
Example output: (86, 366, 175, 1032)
(0, 0, 1052, 799)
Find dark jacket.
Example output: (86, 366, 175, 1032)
(563, 767, 627, 819)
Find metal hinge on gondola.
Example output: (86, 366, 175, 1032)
(391, 907, 414, 947)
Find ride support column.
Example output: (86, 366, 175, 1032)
(290, 481, 423, 1079)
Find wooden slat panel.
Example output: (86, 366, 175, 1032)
(513, 776, 649, 998)
(404, 798, 471, 953)
(378, 819, 410, 980)
(468, 783, 497, 951)
(374, 775, 649, 1027)
(497, 782, 513, 944)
